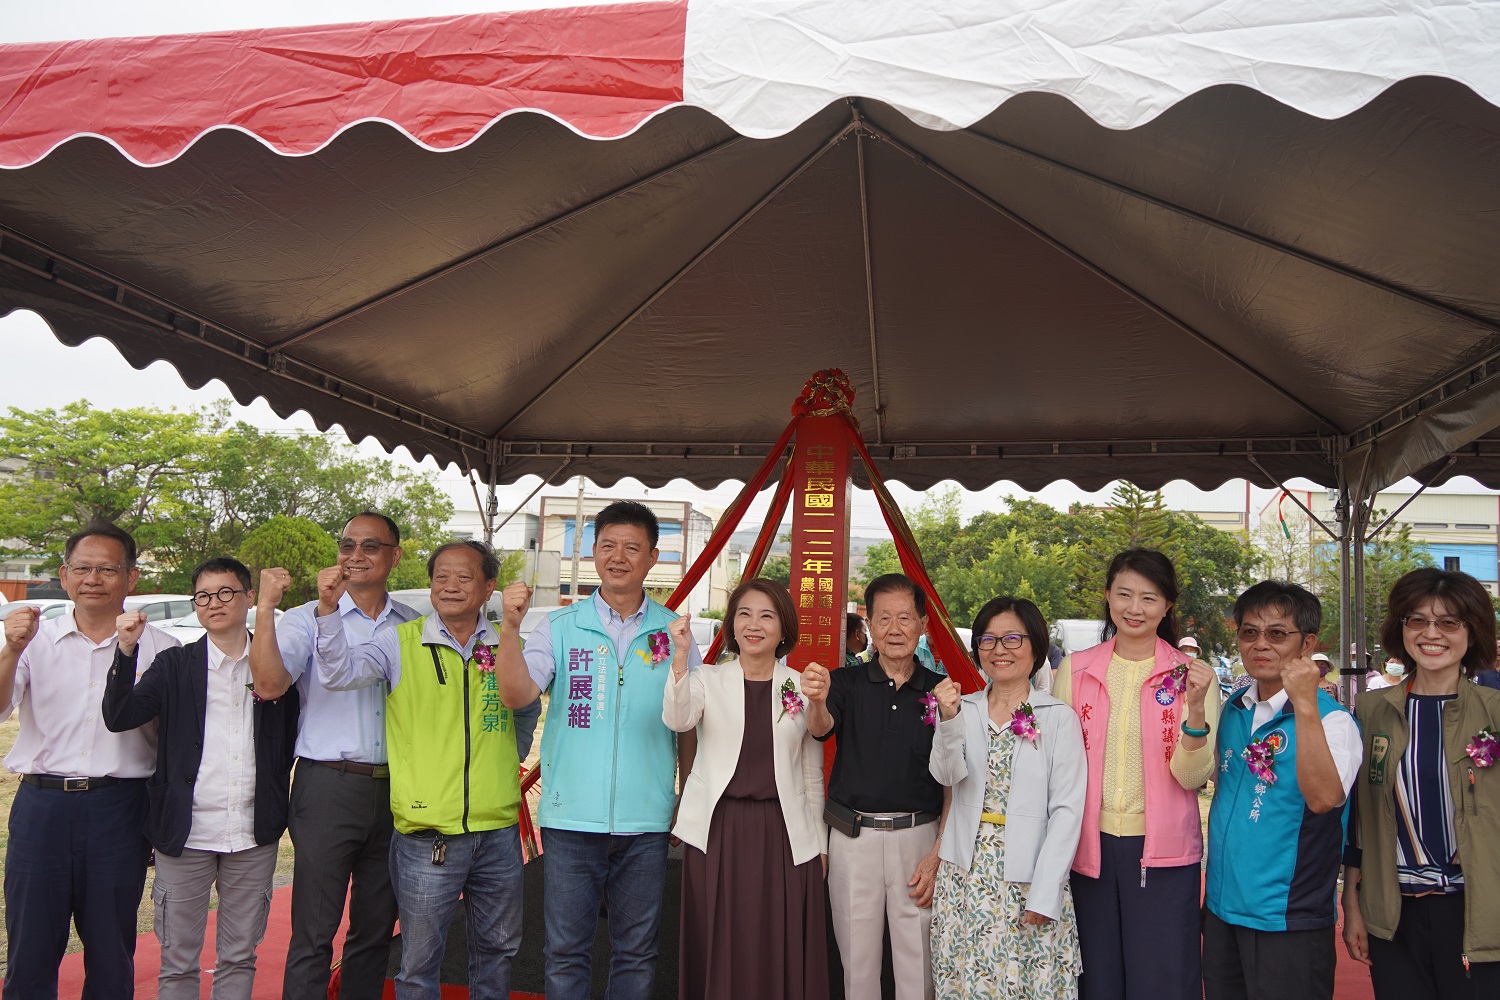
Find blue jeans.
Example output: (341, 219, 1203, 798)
(541, 828, 669, 1000)
(388, 825, 524, 1000)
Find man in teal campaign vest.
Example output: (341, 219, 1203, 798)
(494, 500, 700, 1000)
(315, 541, 539, 1000)
(1203, 581, 1362, 1000)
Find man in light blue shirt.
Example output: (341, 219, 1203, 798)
(494, 500, 700, 1000)
(249, 512, 420, 1000)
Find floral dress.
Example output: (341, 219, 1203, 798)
(930, 719, 1082, 999)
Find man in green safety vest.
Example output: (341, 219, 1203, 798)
(314, 540, 538, 1000)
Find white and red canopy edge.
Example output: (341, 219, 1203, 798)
(3, 0, 1499, 168)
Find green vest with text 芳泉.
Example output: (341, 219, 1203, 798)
(388, 618, 520, 836)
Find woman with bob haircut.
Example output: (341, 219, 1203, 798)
(662, 577, 828, 999)
(1050, 548, 1220, 1000)
(1342, 567, 1500, 996)
(929, 596, 1087, 998)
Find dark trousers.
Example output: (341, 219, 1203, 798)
(1367, 891, 1500, 1000)
(1202, 907, 1335, 1000)
(281, 761, 399, 1000)
(1070, 834, 1202, 1000)
(3, 779, 150, 1000)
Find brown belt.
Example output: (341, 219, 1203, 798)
(301, 757, 390, 778)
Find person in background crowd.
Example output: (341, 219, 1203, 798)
(250, 512, 421, 1000)
(846, 612, 868, 669)
(804, 573, 953, 1000)
(102, 557, 299, 1000)
(665, 578, 829, 999)
(1051, 548, 1218, 1000)
(1367, 659, 1405, 691)
(0, 521, 179, 1000)
(315, 541, 538, 999)
(1177, 636, 1201, 659)
(929, 596, 1086, 999)
(1475, 639, 1500, 690)
(1202, 581, 1360, 1000)
(493, 500, 702, 1000)
(1342, 568, 1500, 997)
(1311, 652, 1341, 699)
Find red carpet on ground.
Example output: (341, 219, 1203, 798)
(47, 882, 1371, 999)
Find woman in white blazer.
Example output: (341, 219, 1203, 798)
(663, 577, 829, 1000)
(928, 596, 1087, 1000)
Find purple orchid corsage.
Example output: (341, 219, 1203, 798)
(1010, 703, 1040, 745)
(1157, 664, 1188, 702)
(1242, 736, 1278, 785)
(778, 679, 805, 722)
(472, 645, 495, 672)
(647, 630, 671, 666)
(1466, 727, 1499, 768)
(921, 691, 939, 728)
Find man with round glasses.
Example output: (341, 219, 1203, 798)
(1202, 580, 1362, 1000)
(248, 510, 422, 1000)
(0, 520, 180, 999)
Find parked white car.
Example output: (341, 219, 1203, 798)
(160, 606, 283, 644)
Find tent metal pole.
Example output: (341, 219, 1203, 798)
(854, 121, 885, 444)
(491, 458, 572, 537)
(1351, 493, 1371, 700)
(1365, 456, 1455, 540)
(483, 444, 500, 547)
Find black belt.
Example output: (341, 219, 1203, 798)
(22, 774, 123, 792)
(300, 757, 391, 778)
(857, 811, 939, 831)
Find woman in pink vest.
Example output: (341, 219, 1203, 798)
(1051, 549, 1220, 1000)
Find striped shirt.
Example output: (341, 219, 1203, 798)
(1395, 694, 1463, 893)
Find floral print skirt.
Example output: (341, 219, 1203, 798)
(930, 725, 1082, 999)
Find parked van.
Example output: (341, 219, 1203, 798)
(1050, 618, 1105, 656)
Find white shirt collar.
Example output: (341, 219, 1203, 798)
(1238, 678, 1289, 713)
(206, 631, 251, 671)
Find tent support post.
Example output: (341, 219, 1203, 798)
(1350, 491, 1371, 703)
(483, 442, 500, 547)
(1366, 456, 1455, 540)
(854, 122, 885, 444)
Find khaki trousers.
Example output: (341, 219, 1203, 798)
(828, 823, 937, 1000)
(151, 843, 277, 1000)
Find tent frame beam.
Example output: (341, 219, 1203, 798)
(853, 114, 885, 444)
(1347, 348, 1500, 452)
(857, 118, 1342, 434)
(0, 226, 491, 456)
(957, 127, 1500, 344)
(493, 119, 861, 436)
(271, 132, 750, 351)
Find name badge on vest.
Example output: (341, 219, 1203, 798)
(1369, 734, 1390, 785)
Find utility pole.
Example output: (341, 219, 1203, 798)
(568, 476, 585, 603)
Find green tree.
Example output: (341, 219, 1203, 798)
(237, 516, 339, 606)
(757, 554, 792, 588)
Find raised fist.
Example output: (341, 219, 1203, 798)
(802, 661, 831, 704)
(1184, 659, 1216, 710)
(3, 606, 39, 654)
(1282, 655, 1321, 707)
(934, 676, 961, 721)
(259, 567, 294, 609)
(315, 565, 350, 616)
(115, 610, 148, 656)
(501, 580, 532, 630)
(667, 613, 693, 653)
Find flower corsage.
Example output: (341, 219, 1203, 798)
(778, 679, 805, 722)
(1242, 736, 1279, 784)
(921, 691, 939, 727)
(472, 645, 495, 671)
(1466, 726, 1499, 768)
(646, 630, 671, 665)
(1010, 703, 1040, 745)
(1155, 664, 1187, 705)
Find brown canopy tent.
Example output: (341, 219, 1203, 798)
(3, 2, 1499, 672)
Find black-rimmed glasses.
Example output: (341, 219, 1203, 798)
(192, 587, 247, 606)
(977, 633, 1029, 651)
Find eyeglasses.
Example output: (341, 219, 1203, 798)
(873, 613, 920, 629)
(1236, 626, 1304, 644)
(65, 563, 125, 580)
(192, 587, 247, 606)
(1401, 615, 1467, 634)
(338, 538, 397, 555)
(977, 634, 1029, 651)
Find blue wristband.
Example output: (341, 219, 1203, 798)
(1180, 721, 1210, 739)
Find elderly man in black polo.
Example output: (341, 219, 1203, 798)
(804, 573, 956, 1000)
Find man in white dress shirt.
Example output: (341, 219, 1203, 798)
(0, 521, 179, 1000)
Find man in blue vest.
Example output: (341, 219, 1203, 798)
(493, 500, 700, 1000)
(1203, 580, 1362, 1000)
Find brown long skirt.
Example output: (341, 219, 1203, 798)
(678, 679, 829, 1000)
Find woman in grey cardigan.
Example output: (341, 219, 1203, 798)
(929, 596, 1087, 999)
